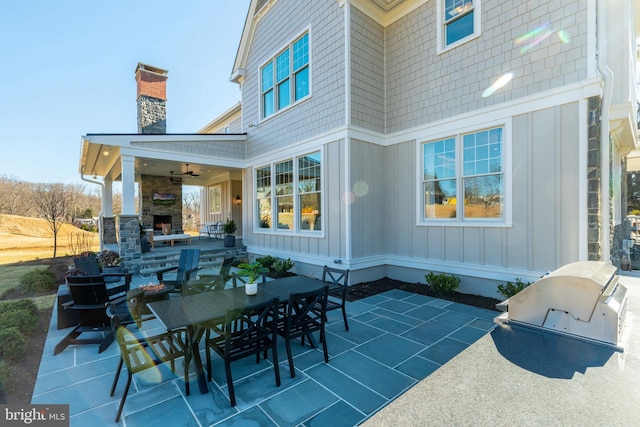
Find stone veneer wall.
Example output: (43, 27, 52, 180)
(102, 217, 117, 245)
(138, 96, 166, 134)
(587, 96, 602, 260)
(139, 174, 183, 231)
(118, 215, 141, 273)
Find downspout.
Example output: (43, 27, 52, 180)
(596, 0, 613, 261)
(81, 174, 105, 251)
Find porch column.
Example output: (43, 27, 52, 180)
(121, 155, 136, 215)
(101, 179, 117, 246)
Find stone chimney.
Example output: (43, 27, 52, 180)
(135, 63, 168, 134)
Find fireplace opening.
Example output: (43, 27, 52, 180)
(153, 215, 171, 231)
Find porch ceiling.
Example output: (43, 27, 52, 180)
(79, 133, 246, 185)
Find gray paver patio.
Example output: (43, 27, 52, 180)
(32, 274, 497, 426)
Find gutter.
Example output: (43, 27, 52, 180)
(80, 174, 105, 251)
(596, 0, 614, 261)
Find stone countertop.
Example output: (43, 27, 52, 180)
(364, 272, 640, 426)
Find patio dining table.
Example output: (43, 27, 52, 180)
(146, 275, 327, 394)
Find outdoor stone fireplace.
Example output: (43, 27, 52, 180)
(139, 174, 183, 232)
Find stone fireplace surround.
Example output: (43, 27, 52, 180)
(139, 174, 183, 232)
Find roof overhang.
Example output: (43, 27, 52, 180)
(79, 133, 247, 185)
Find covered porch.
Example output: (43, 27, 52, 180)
(78, 133, 247, 272)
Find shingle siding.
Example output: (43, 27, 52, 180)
(385, 0, 588, 133)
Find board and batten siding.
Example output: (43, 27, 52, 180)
(244, 139, 348, 264)
(356, 102, 582, 281)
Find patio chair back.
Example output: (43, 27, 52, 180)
(283, 285, 330, 377)
(205, 297, 280, 406)
(322, 265, 350, 331)
(175, 248, 200, 282)
(110, 315, 189, 422)
(73, 255, 101, 276)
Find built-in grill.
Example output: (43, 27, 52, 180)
(495, 261, 630, 351)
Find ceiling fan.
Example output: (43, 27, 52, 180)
(182, 163, 200, 176)
(169, 171, 182, 184)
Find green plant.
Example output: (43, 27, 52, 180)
(425, 271, 460, 297)
(0, 300, 38, 333)
(96, 249, 122, 268)
(497, 278, 532, 299)
(255, 255, 278, 271)
(272, 258, 294, 277)
(0, 360, 13, 393)
(0, 327, 26, 361)
(237, 261, 269, 283)
(223, 218, 237, 236)
(18, 269, 56, 293)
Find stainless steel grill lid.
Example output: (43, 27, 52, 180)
(495, 261, 630, 351)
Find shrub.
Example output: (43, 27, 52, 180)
(19, 269, 56, 293)
(255, 255, 278, 271)
(0, 327, 26, 361)
(0, 361, 13, 393)
(0, 300, 39, 333)
(425, 271, 460, 297)
(272, 258, 294, 277)
(497, 278, 532, 299)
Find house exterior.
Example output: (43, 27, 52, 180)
(79, 0, 639, 298)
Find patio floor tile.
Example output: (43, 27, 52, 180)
(306, 363, 386, 414)
(260, 379, 339, 425)
(395, 355, 441, 381)
(400, 320, 459, 346)
(419, 337, 469, 365)
(302, 400, 365, 427)
(354, 333, 425, 367)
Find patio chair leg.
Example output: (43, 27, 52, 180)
(115, 373, 133, 423)
(98, 331, 115, 353)
(110, 357, 124, 396)
(285, 338, 295, 378)
(53, 330, 81, 355)
(225, 360, 236, 406)
(341, 306, 349, 331)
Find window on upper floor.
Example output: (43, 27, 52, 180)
(261, 32, 310, 119)
(422, 126, 506, 223)
(438, 0, 480, 52)
(255, 151, 322, 233)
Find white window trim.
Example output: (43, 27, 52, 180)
(258, 28, 312, 122)
(253, 147, 325, 237)
(436, 0, 482, 55)
(417, 118, 512, 227)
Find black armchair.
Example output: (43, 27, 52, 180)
(155, 248, 201, 292)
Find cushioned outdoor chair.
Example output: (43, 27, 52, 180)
(280, 285, 329, 377)
(110, 315, 189, 422)
(320, 266, 350, 331)
(205, 297, 281, 406)
(155, 248, 200, 292)
(54, 275, 126, 355)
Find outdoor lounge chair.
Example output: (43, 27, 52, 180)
(54, 275, 126, 355)
(155, 248, 200, 292)
(73, 253, 132, 294)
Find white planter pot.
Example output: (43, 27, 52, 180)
(245, 282, 258, 295)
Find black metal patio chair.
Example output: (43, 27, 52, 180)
(320, 266, 350, 331)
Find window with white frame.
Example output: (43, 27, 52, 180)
(423, 127, 504, 221)
(439, 0, 480, 50)
(255, 150, 322, 233)
(261, 32, 309, 119)
(209, 185, 221, 215)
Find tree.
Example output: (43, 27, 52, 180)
(31, 183, 72, 257)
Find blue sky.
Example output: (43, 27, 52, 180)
(0, 0, 250, 185)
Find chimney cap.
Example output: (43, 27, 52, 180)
(135, 62, 168, 76)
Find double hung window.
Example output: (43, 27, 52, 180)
(255, 151, 321, 233)
(423, 127, 504, 222)
(261, 32, 309, 119)
(439, 0, 480, 51)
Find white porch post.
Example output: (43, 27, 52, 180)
(121, 155, 136, 215)
(103, 179, 113, 217)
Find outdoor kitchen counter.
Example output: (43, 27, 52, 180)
(365, 272, 640, 426)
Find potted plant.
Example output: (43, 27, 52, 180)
(96, 249, 123, 282)
(223, 218, 237, 247)
(237, 261, 268, 295)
